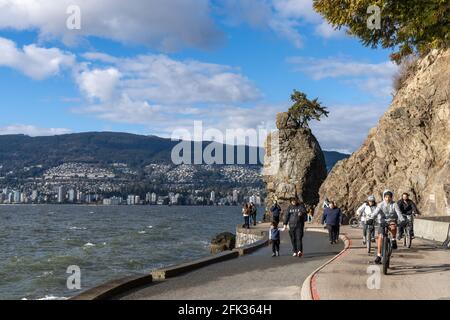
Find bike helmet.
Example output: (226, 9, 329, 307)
(367, 195, 376, 202)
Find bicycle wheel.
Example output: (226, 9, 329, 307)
(382, 237, 389, 275)
(350, 218, 359, 228)
(406, 225, 412, 248)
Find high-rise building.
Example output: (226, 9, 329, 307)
(58, 186, 65, 203)
(13, 191, 21, 203)
(151, 192, 157, 204)
(210, 191, 216, 203)
(68, 189, 76, 202)
(31, 190, 38, 202)
(232, 190, 239, 204)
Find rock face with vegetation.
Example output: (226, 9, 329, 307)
(316, 49, 450, 218)
(264, 112, 327, 220)
(210, 232, 236, 254)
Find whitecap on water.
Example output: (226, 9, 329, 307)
(147, 226, 153, 229)
(83, 242, 95, 248)
(38, 295, 68, 300)
(69, 226, 87, 230)
(138, 231, 147, 234)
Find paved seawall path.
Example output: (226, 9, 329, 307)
(313, 226, 450, 300)
(117, 224, 343, 300)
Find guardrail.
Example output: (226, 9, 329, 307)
(414, 217, 450, 246)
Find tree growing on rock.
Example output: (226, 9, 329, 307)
(288, 90, 329, 128)
(313, 0, 449, 64)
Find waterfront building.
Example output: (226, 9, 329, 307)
(57, 186, 65, 203)
(13, 190, 21, 203)
(210, 191, 216, 203)
(232, 189, 239, 204)
(31, 190, 38, 202)
(151, 192, 157, 204)
(68, 189, 76, 202)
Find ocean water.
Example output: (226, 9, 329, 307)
(0, 205, 247, 300)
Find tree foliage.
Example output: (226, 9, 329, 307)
(313, 0, 450, 63)
(288, 90, 329, 128)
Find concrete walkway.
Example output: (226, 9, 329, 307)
(313, 226, 450, 300)
(118, 225, 343, 300)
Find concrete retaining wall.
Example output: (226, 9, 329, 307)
(415, 217, 450, 244)
(235, 226, 267, 248)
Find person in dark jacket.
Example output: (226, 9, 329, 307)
(397, 193, 420, 239)
(270, 200, 281, 225)
(269, 221, 281, 257)
(250, 203, 257, 226)
(282, 197, 307, 257)
(322, 201, 342, 244)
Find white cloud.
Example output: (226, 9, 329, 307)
(288, 56, 398, 97)
(218, 0, 343, 47)
(76, 68, 121, 101)
(314, 21, 345, 39)
(0, 37, 75, 80)
(0, 124, 71, 136)
(0, 0, 223, 51)
(77, 53, 261, 105)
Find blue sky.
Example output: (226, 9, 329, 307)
(0, 0, 398, 153)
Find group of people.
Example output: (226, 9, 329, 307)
(241, 202, 258, 229)
(269, 198, 309, 258)
(354, 190, 420, 264)
(265, 189, 420, 262)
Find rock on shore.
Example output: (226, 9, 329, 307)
(210, 232, 236, 254)
(316, 49, 450, 219)
(263, 112, 328, 220)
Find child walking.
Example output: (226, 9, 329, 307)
(269, 221, 280, 257)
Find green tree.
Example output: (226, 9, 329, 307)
(313, 0, 449, 63)
(288, 90, 329, 128)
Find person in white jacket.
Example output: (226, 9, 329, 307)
(356, 195, 377, 245)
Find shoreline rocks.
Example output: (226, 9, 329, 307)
(210, 232, 236, 254)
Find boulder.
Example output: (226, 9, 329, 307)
(210, 232, 236, 254)
(315, 49, 450, 220)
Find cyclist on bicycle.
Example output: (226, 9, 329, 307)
(397, 193, 421, 240)
(356, 195, 377, 245)
(373, 190, 405, 265)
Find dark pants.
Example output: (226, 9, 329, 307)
(272, 239, 280, 254)
(243, 216, 250, 229)
(251, 214, 257, 226)
(289, 225, 304, 253)
(327, 224, 339, 243)
(273, 215, 280, 225)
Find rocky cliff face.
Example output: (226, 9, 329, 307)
(263, 113, 327, 220)
(316, 49, 450, 218)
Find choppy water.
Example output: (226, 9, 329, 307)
(0, 205, 246, 300)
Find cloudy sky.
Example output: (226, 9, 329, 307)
(0, 0, 397, 154)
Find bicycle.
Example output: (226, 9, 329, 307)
(381, 222, 396, 275)
(349, 216, 361, 228)
(402, 214, 414, 248)
(365, 219, 375, 254)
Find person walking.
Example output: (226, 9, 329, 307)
(270, 200, 281, 225)
(242, 203, 250, 229)
(307, 206, 314, 224)
(322, 201, 342, 244)
(250, 202, 257, 226)
(269, 221, 281, 257)
(282, 197, 307, 257)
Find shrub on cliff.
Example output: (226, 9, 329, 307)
(288, 90, 329, 129)
(313, 0, 449, 64)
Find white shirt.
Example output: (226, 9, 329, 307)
(356, 203, 377, 222)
